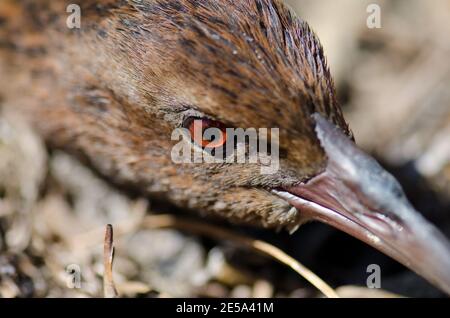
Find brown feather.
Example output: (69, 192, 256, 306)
(0, 0, 351, 230)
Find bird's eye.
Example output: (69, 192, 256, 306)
(184, 117, 227, 149)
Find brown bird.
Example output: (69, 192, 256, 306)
(1, 0, 450, 294)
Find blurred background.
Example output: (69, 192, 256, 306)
(1, 0, 450, 297)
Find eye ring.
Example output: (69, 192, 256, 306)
(184, 117, 227, 149)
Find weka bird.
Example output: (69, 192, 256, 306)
(1, 0, 450, 294)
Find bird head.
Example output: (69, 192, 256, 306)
(27, 0, 450, 294)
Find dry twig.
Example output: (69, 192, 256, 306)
(70, 215, 338, 298)
(103, 224, 118, 298)
(140, 215, 339, 298)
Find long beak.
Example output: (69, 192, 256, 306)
(273, 113, 450, 295)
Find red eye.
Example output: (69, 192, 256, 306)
(185, 118, 227, 149)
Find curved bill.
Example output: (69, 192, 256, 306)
(273, 113, 450, 295)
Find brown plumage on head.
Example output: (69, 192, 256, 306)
(2, 0, 450, 295)
(0, 0, 349, 228)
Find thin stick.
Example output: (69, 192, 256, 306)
(140, 215, 339, 298)
(103, 224, 118, 298)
